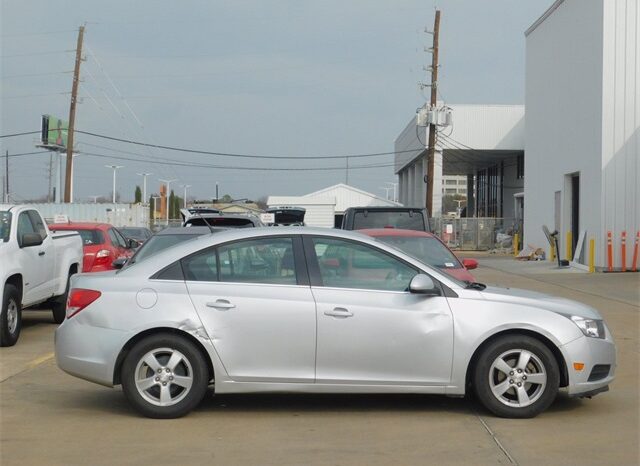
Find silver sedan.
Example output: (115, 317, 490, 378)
(55, 228, 616, 419)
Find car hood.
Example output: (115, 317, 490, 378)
(479, 286, 602, 320)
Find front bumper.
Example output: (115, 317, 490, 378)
(55, 317, 127, 387)
(561, 328, 616, 397)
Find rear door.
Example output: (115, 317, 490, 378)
(306, 236, 453, 385)
(184, 236, 317, 382)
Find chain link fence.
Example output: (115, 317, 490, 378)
(430, 217, 523, 251)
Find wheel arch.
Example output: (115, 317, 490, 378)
(113, 327, 214, 386)
(4, 274, 23, 301)
(465, 329, 569, 390)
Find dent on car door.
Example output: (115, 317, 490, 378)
(182, 236, 317, 383)
(306, 236, 454, 385)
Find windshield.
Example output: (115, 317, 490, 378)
(128, 233, 201, 264)
(352, 211, 425, 230)
(0, 211, 11, 242)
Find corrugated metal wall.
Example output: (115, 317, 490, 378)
(25, 203, 148, 227)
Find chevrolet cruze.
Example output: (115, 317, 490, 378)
(55, 228, 616, 419)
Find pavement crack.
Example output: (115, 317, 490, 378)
(470, 403, 518, 465)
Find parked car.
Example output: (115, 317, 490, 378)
(48, 222, 136, 273)
(341, 207, 430, 232)
(113, 226, 223, 269)
(265, 206, 306, 226)
(359, 228, 478, 282)
(56, 227, 615, 419)
(182, 210, 263, 228)
(0, 205, 83, 346)
(118, 227, 153, 247)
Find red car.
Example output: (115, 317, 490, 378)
(48, 222, 136, 272)
(359, 228, 478, 282)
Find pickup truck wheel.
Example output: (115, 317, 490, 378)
(52, 271, 73, 324)
(1, 284, 22, 347)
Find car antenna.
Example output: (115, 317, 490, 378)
(181, 208, 215, 234)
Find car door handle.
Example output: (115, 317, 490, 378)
(38, 251, 45, 256)
(206, 300, 236, 310)
(324, 307, 353, 318)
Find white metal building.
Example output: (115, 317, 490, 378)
(524, 0, 639, 270)
(267, 183, 399, 228)
(395, 104, 525, 218)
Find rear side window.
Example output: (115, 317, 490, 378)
(352, 211, 426, 231)
(182, 248, 218, 281)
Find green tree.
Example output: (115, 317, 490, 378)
(169, 190, 176, 219)
(220, 194, 233, 203)
(134, 185, 142, 204)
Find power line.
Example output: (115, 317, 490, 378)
(1, 71, 72, 80)
(0, 29, 76, 38)
(0, 131, 41, 138)
(6, 151, 50, 158)
(75, 130, 416, 160)
(0, 50, 75, 58)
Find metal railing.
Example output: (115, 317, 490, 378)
(430, 217, 523, 251)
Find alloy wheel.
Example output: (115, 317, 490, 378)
(7, 299, 18, 334)
(488, 349, 547, 408)
(134, 347, 194, 407)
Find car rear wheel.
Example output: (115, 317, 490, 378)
(473, 335, 559, 418)
(121, 334, 209, 418)
(1, 284, 22, 347)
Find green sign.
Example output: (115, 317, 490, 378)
(41, 114, 68, 150)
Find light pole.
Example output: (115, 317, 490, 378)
(137, 172, 152, 202)
(181, 184, 191, 208)
(105, 165, 123, 203)
(158, 178, 177, 223)
(89, 195, 99, 203)
(380, 186, 392, 200)
(385, 182, 398, 202)
(151, 195, 161, 225)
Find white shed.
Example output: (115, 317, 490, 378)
(303, 184, 399, 214)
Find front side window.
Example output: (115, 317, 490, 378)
(108, 229, 127, 248)
(17, 212, 37, 237)
(376, 236, 462, 270)
(218, 237, 297, 285)
(311, 237, 417, 291)
(27, 211, 47, 240)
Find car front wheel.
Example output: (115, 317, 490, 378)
(121, 334, 209, 418)
(0, 284, 21, 347)
(473, 335, 559, 418)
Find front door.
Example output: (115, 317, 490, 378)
(306, 236, 454, 385)
(184, 236, 316, 383)
(17, 210, 53, 303)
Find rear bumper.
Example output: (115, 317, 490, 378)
(55, 318, 127, 387)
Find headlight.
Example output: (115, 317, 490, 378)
(571, 316, 605, 339)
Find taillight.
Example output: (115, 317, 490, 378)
(94, 249, 112, 266)
(66, 289, 102, 319)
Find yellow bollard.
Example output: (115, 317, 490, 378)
(550, 243, 556, 262)
(589, 238, 595, 273)
(513, 233, 519, 256)
(566, 231, 572, 261)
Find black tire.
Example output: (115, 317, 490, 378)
(473, 335, 559, 418)
(51, 270, 74, 324)
(121, 333, 209, 419)
(1, 284, 22, 347)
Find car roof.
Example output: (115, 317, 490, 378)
(156, 226, 225, 235)
(48, 222, 112, 230)
(358, 228, 436, 238)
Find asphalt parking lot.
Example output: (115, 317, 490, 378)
(1, 255, 638, 466)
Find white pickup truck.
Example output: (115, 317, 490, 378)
(0, 205, 83, 346)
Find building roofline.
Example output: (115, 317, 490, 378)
(525, 0, 564, 37)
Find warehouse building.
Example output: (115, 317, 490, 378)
(524, 0, 639, 270)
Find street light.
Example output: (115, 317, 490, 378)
(151, 195, 161, 225)
(158, 178, 177, 223)
(385, 182, 398, 202)
(105, 165, 123, 203)
(181, 184, 191, 208)
(137, 172, 152, 202)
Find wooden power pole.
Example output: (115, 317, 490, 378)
(64, 25, 85, 203)
(425, 10, 441, 216)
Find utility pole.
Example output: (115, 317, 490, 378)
(151, 195, 161, 224)
(137, 172, 152, 202)
(159, 178, 177, 223)
(215, 182, 219, 201)
(181, 184, 191, 208)
(345, 157, 350, 185)
(64, 25, 85, 203)
(4, 150, 8, 203)
(425, 10, 441, 215)
(105, 165, 123, 203)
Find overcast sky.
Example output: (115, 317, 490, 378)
(1, 0, 553, 203)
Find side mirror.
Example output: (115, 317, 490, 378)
(112, 257, 128, 269)
(409, 274, 440, 296)
(462, 258, 478, 270)
(127, 238, 139, 249)
(21, 232, 43, 248)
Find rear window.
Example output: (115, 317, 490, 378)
(186, 217, 255, 228)
(352, 211, 426, 231)
(74, 229, 104, 245)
